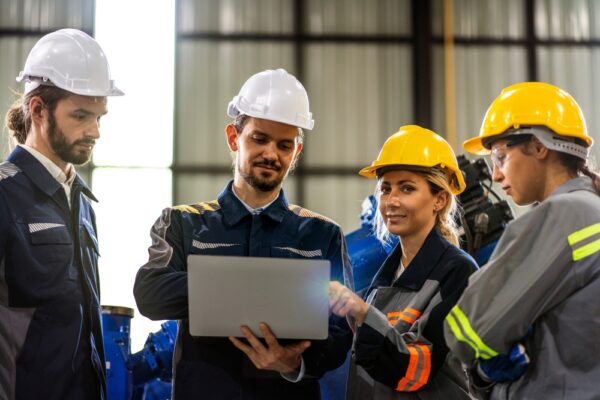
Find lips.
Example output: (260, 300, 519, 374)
(254, 163, 280, 172)
(386, 214, 406, 222)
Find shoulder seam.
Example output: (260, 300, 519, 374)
(0, 161, 21, 182)
(288, 204, 339, 226)
(172, 200, 220, 215)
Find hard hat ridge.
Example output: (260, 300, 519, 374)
(463, 82, 592, 156)
(17, 28, 123, 97)
(227, 68, 314, 130)
(359, 125, 466, 195)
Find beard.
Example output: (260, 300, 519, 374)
(238, 158, 286, 192)
(48, 112, 95, 165)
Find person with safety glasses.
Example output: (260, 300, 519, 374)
(444, 82, 600, 399)
(329, 125, 478, 399)
(0, 29, 122, 399)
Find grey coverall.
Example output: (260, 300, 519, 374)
(444, 176, 600, 399)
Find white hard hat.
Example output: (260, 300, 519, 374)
(17, 28, 123, 96)
(227, 68, 314, 130)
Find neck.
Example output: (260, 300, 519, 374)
(399, 222, 434, 267)
(540, 161, 577, 202)
(24, 133, 70, 174)
(232, 177, 280, 209)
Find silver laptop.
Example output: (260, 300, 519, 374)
(187, 255, 331, 340)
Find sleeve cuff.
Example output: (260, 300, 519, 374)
(280, 356, 305, 383)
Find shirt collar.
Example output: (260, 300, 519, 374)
(218, 180, 289, 226)
(19, 144, 75, 188)
(549, 175, 595, 198)
(9, 145, 97, 202)
(231, 185, 278, 214)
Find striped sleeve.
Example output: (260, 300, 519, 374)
(444, 197, 597, 364)
(355, 305, 433, 391)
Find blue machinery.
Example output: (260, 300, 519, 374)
(102, 156, 513, 400)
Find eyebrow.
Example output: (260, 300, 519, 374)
(249, 130, 295, 143)
(72, 108, 108, 117)
(381, 179, 417, 185)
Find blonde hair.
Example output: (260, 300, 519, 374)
(373, 167, 461, 246)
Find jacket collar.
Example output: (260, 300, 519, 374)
(369, 227, 450, 292)
(550, 175, 595, 198)
(8, 146, 97, 202)
(218, 180, 289, 226)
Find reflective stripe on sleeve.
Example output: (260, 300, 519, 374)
(568, 222, 600, 261)
(387, 308, 422, 326)
(446, 305, 498, 360)
(395, 343, 431, 392)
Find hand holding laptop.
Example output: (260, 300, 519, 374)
(229, 322, 311, 374)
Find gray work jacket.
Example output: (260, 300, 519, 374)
(444, 176, 600, 400)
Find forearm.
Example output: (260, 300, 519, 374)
(133, 266, 188, 320)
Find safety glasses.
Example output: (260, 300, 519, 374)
(490, 135, 531, 169)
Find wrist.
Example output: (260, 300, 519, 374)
(355, 303, 370, 326)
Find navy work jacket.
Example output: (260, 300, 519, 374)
(134, 180, 354, 400)
(0, 146, 105, 400)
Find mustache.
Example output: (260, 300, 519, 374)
(73, 138, 96, 146)
(253, 159, 281, 171)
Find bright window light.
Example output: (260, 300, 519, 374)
(94, 0, 175, 351)
(94, 0, 174, 167)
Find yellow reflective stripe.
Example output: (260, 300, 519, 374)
(173, 204, 200, 214)
(446, 313, 481, 358)
(450, 306, 498, 360)
(568, 222, 600, 246)
(573, 238, 600, 261)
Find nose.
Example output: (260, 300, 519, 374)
(261, 141, 278, 160)
(491, 164, 503, 183)
(384, 189, 401, 207)
(86, 119, 101, 139)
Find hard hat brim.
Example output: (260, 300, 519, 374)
(463, 136, 491, 155)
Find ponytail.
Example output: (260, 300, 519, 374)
(4, 85, 71, 144)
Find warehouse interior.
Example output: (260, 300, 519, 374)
(1, 0, 599, 394)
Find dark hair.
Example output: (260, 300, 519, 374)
(5, 86, 71, 144)
(557, 152, 600, 195)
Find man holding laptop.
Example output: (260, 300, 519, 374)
(134, 68, 353, 399)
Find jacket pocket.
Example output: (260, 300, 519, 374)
(29, 222, 71, 245)
(23, 216, 72, 265)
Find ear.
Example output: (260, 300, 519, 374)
(434, 190, 449, 213)
(28, 96, 47, 126)
(531, 137, 549, 160)
(225, 123, 239, 152)
(291, 142, 303, 166)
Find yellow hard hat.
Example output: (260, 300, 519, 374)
(464, 82, 592, 155)
(359, 125, 466, 195)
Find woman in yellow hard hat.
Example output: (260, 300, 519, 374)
(444, 82, 600, 400)
(329, 125, 477, 399)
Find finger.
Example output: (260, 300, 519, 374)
(330, 299, 346, 316)
(229, 336, 252, 354)
(288, 340, 311, 354)
(259, 323, 280, 348)
(329, 288, 348, 309)
(328, 281, 342, 294)
(240, 325, 267, 352)
(329, 282, 344, 303)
